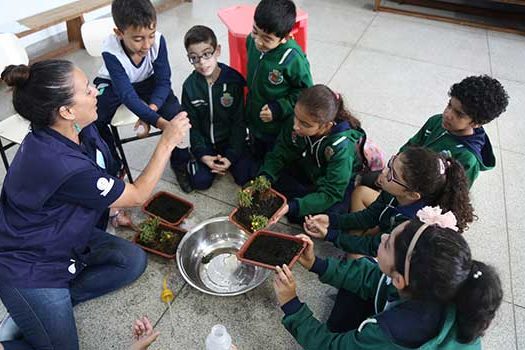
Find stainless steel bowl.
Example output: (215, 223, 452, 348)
(177, 216, 270, 296)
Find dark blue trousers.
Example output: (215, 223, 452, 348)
(273, 168, 354, 224)
(188, 144, 257, 190)
(94, 76, 189, 171)
(0, 230, 147, 349)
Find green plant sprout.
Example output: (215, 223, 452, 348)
(250, 215, 269, 232)
(139, 217, 160, 244)
(251, 176, 271, 193)
(238, 188, 254, 208)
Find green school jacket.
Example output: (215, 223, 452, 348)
(327, 192, 427, 256)
(259, 119, 363, 217)
(282, 258, 481, 350)
(245, 35, 313, 139)
(182, 63, 246, 162)
(400, 114, 495, 186)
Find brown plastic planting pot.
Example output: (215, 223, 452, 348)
(236, 230, 307, 270)
(228, 188, 287, 234)
(133, 223, 187, 259)
(142, 191, 194, 229)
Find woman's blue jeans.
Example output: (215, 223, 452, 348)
(0, 230, 147, 350)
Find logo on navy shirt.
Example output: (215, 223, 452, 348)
(97, 177, 114, 197)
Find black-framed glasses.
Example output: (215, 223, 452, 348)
(187, 49, 215, 65)
(386, 155, 410, 189)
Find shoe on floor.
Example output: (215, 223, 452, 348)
(0, 314, 22, 341)
(174, 168, 193, 193)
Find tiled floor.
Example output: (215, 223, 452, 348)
(0, 0, 524, 349)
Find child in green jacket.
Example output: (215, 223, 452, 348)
(247, 0, 313, 159)
(354, 75, 509, 212)
(259, 85, 364, 224)
(274, 214, 502, 349)
(181, 26, 254, 191)
(304, 147, 474, 255)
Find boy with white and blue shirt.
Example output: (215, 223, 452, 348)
(94, 0, 192, 192)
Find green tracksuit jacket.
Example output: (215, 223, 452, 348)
(282, 257, 481, 350)
(259, 119, 363, 217)
(182, 63, 246, 162)
(245, 35, 313, 139)
(326, 192, 427, 256)
(400, 114, 495, 186)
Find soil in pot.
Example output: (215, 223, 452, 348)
(145, 193, 192, 223)
(234, 191, 283, 232)
(243, 234, 303, 267)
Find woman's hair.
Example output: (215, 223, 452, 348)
(400, 147, 474, 232)
(296, 84, 361, 129)
(394, 221, 502, 343)
(1, 60, 75, 129)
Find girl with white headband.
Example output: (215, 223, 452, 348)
(273, 207, 502, 349)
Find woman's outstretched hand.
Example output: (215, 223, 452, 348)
(161, 112, 191, 149)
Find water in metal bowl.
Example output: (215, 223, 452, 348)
(177, 217, 270, 296)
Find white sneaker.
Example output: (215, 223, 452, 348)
(0, 314, 21, 341)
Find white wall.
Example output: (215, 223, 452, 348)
(0, 0, 111, 47)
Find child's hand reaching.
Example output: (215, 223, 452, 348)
(273, 264, 297, 306)
(295, 234, 315, 270)
(260, 104, 273, 123)
(130, 316, 160, 350)
(303, 214, 329, 239)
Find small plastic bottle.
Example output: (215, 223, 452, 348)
(205, 324, 232, 350)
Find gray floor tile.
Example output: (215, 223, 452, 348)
(515, 305, 525, 350)
(489, 34, 525, 83)
(76, 254, 184, 350)
(497, 79, 525, 153)
(298, 2, 376, 47)
(501, 150, 525, 230)
(509, 227, 525, 307)
(483, 301, 517, 350)
(359, 13, 491, 72)
(308, 39, 353, 85)
(329, 47, 478, 127)
(357, 112, 419, 157)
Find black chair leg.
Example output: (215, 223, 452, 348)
(0, 138, 10, 172)
(110, 126, 134, 184)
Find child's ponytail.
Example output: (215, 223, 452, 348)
(455, 260, 502, 343)
(296, 84, 361, 129)
(401, 147, 475, 232)
(436, 155, 475, 232)
(394, 221, 503, 344)
(335, 97, 361, 129)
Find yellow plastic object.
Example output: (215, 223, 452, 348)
(161, 276, 174, 304)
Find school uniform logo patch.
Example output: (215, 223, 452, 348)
(97, 177, 115, 197)
(268, 69, 284, 85)
(324, 146, 335, 161)
(220, 92, 234, 107)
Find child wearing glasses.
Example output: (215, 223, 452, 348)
(94, 0, 192, 193)
(353, 75, 509, 212)
(303, 147, 474, 254)
(274, 214, 502, 346)
(180, 25, 254, 190)
(246, 0, 313, 161)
